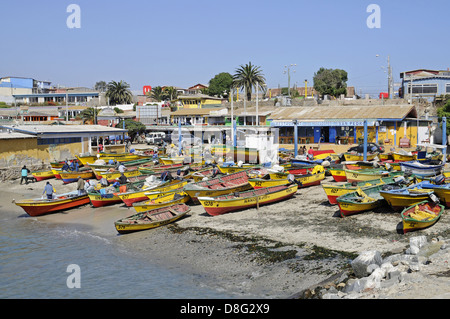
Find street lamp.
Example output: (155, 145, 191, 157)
(283, 64, 296, 96)
(376, 54, 393, 99)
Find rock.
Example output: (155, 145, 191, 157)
(366, 264, 380, 275)
(322, 293, 340, 299)
(344, 278, 368, 294)
(351, 250, 383, 278)
(407, 236, 428, 255)
(364, 268, 384, 290)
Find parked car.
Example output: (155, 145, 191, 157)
(347, 142, 384, 153)
(145, 132, 167, 145)
(171, 132, 202, 148)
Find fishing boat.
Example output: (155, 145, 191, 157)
(379, 153, 394, 161)
(59, 169, 95, 184)
(329, 168, 347, 182)
(114, 203, 190, 234)
(344, 169, 403, 183)
(31, 170, 55, 181)
(217, 163, 260, 174)
(336, 184, 390, 217)
(132, 190, 189, 213)
(416, 181, 450, 207)
(13, 191, 90, 217)
(379, 183, 436, 211)
(401, 200, 444, 234)
(117, 179, 188, 207)
(87, 188, 123, 207)
(159, 156, 185, 165)
(399, 161, 444, 178)
(262, 170, 326, 189)
(76, 153, 147, 166)
(96, 168, 153, 182)
(343, 161, 380, 170)
(198, 184, 298, 216)
(343, 152, 378, 162)
(210, 145, 259, 163)
(322, 176, 408, 205)
(392, 152, 416, 162)
(183, 170, 252, 203)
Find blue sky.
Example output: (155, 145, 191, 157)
(1, 0, 449, 96)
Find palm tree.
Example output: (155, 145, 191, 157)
(149, 86, 164, 102)
(163, 86, 178, 101)
(232, 62, 266, 101)
(79, 107, 99, 124)
(105, 80, 133, 105)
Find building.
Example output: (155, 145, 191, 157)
(186, 83, 208, 95)
(170, 108, 228, 125)
(0, 124, 129, 165)
(267, 104, 428, 148)
(401, 69, 450, 102)
(173, 94, 224, 109)
(13, 91, 99, 105)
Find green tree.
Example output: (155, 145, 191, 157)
(208, 72, 233, 98)
(232, 62, 266, 101)
(105, 80, 133, 105)
(163, 86, 178, 101)
(149, 86, 164, 102)
(79, 107, 99, 124)
(94, 81, 107, 92)
(114, 107, 124, 114)
(116, 119, 146, 141)
(313, 68, 348, 98)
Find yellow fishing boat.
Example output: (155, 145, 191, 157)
(261, 170, 325, 189)
(97, 168, 146, 182)
(31, 170, 55, 181)
(76, 153, 145, 165)
(379, 153, 393, 161)
(401, 200, 444, 233)
(329, 168, 347, 182)
(59, 169, 95, 184)
(392, 152, 416, 162)
(344, 169, 403, 183)
(379, 184, 435, 211)
(343, 152, 378, 162)
(218, 164, 259, 174)
(159, 156, 185, 165)
(114, 203, 190, 234)
(322, 176, 401, 205)
(198, 184, 298, 216)
(117, 180, 188, 207)
(132, 190, 189, 213)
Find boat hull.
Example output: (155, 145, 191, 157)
(14, 193, 90, 216)
(59, 170, 95, 183)
(88, 192, 122, 207)
(31, 170, 55, 181)
(114, 204, 190, 234)
(343, 153, 378, 162)
(198, 184, 298, 216)
(380, 189, 434, 211)
(401, 200, 443, 233)
(118, 180, 188, 206)
(132, 193, 189, 213)
(329, 168, 347, 182)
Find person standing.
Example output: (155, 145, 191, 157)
(20, 165, 30, 185)
(77, 176, 85, 195)
(43, 181, 54, 199)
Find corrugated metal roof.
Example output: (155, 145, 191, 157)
(268, 104, 416, 121)
(171, 108, 227, 116)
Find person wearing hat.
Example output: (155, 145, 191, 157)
(20, 165, 30, 185)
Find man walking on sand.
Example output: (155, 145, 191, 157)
(43, 181, 54, 199)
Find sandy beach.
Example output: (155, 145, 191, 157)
(4, 171, 450, 299)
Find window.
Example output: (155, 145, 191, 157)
(37, 137, 81, 145)
(446, 83, 450, 93)
(408, 84, 438, 94)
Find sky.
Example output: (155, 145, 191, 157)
(1, 0, 449, 96)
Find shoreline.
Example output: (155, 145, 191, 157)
(4, 174, 450, 299)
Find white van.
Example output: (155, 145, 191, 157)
(145, 132, 166, 145)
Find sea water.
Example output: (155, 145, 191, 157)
(0, 209, 236, 299)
